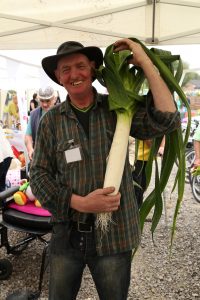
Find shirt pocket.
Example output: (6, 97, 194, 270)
(56, 140, 80, 170)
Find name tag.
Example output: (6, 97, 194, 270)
(65, 147, 82, 163)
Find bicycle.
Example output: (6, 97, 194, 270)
(191, 173, 200, 203)
(177, 119, 199, 183)
(185, 148, 195, 184)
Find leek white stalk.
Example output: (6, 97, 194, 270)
(95, 43, 143, 232)
(96, 111, 133, 231)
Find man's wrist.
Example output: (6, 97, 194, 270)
(71, 194, 85, 211)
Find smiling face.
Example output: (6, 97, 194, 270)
(55, 53, 95, 103)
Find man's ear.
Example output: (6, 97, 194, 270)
(90, 61, 96, 69)
(55, 70, 62, 85)
(90, 61, 96, 78)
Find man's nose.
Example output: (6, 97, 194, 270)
(70, 67, 79, 78)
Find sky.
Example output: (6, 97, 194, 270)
(0, 44, 200, 72)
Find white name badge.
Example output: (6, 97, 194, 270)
(65, 147, 82, 163)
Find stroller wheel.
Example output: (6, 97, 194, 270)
(0, 259, 13, 280)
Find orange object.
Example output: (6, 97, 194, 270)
(18, 153, 25, 167)
(34, 199, 41, 207)
(13, 191, 27, 206)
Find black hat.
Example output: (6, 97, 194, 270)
(42, 41, 103, 85)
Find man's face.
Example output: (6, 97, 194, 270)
(55, 53, 95, 98)
(39, 96, 55, 112)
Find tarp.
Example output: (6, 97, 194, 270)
(1, 0, 200, 50)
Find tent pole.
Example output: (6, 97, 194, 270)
(152, 0, 156, 43)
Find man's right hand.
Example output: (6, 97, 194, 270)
(71, 187, 121, 213)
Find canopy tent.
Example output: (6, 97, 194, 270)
(1, 0, 200, 130)
(0, 0, 200, 50)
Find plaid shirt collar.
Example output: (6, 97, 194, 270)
(59, 88, 104, 115)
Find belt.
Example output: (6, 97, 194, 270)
(72, 221, 93, 233)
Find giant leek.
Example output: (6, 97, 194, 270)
(96, 38, 191, 242)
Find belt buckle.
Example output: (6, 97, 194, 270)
(77, 222, 92, 233)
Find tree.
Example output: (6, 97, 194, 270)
(182, 72, 200, 87)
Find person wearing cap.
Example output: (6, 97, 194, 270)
(30, 39, 180, 299)
(25, 86, 55, 160)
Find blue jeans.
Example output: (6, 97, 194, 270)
(49, 223, 132, 300)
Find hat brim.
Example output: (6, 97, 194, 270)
(42, 46, 103, 85)
(38, 95, 54, 100)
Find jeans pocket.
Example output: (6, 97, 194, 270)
(50, 222, 71, 255)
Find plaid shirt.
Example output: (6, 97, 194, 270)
(30, 91, 180, 256)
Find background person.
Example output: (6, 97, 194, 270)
(131, 139, 152, 209)
(30, 39, 180, 300)
(192, 123, 200, 168)
(29, 92, 38, 114)
(131, 136, 165, 209)
(54, 90, 61, 105)
(7, 94, 20, 128)
(25, 86, 55, 161)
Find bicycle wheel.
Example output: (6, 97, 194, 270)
(191, 175, 200, 203)
(185, 149, 195, 183)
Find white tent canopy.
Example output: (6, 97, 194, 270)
(1, 0, 200, 50)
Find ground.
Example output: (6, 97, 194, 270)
(0, 164, 200, 300)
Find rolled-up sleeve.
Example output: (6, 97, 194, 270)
(130, 92, 181, 139)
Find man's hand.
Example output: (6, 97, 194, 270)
(28, 148, 34, 160)
(113, 38, 176, 113)
(25, 135, 34, 160)
(113, 38, 152, 68)
(71, 187, 121, 213)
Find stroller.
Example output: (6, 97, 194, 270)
(0, 129, 52, 298)
(0, 156, 13, 281)
(0, 184, 52, 299)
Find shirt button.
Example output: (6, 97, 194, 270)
(80, 236, 84, 241)
(80, 242, 83, 246)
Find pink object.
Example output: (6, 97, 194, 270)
(6, 169, 21, 186)
(8, 201, 51, 217)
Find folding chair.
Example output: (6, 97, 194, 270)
(0, 186, 52, 299)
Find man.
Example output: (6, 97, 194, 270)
(25, 86, 55, 160)
(30, 39, 180, 300)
